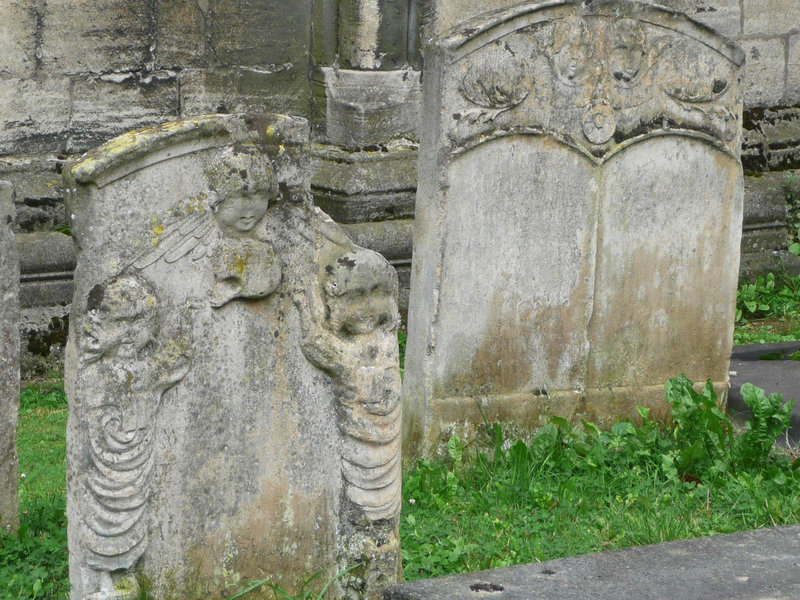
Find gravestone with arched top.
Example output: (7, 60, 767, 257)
(403, 0, 745, 457)
(64, 114, 402, 600)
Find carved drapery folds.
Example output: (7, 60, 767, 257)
(76, 275, 189, 587)
(296, 234, 402, 522)
(447, 2, 744, 159)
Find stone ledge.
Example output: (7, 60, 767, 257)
(409, 382, 728, 459)
(385, 526, 800, 600)
(311, 67, 421, 147)
(17, 232, 75, 275)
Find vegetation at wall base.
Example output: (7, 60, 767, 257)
(401, 376, 799, 580)
(398, 328, 407, 380)
(4, 373, 799, 598)
(734, 270, 800, 344)
(784, 173, 800, 257)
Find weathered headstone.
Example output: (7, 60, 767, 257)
(0, 181, 20, 535)
(404, 0, 745, 457)
(64, 114, 402, 600)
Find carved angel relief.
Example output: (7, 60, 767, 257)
(76, 275, 189, 600)
(130, 147, 282, 307)
(74, 148, 285, 600)
(451, 13, 740, 156)
(295, 228, 402, 522)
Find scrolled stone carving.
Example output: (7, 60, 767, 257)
(74, 274, 189, 600)
(460, 44, 530, 106)
(445, 2, 744, 159)
(582, 101, 616, 145)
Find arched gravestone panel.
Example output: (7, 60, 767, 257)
(63, 114, 402, 600)
(404, 0, 744, 457)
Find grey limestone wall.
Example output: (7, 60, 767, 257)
(0, 181, 19, 534)
(2, 0, 798, 229)
(1, 0, 312, 231)
(1, 0, 315, 374)
(2, 0, 800, 375)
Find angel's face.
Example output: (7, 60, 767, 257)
(610, 22, 645, 83)
(83, 306, 153, 361)
(552, 19, 590, 83)
(554, 41, 587, 82)
(214, 189, 270, 236)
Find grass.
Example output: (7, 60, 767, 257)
(785, 172, 800, 257)
(1, 375, 68, 600)
(401, 378, 799, 580)
(734, 270, 800, 345)
(4, 375, 799, 599)
(2, 277, 799, 598)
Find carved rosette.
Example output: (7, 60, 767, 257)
(446, 3, 743, 159)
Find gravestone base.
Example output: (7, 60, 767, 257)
(410, 383, 729, 457)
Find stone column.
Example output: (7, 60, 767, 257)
(311, 0, 420, 312)
(0, 181, 20, 535)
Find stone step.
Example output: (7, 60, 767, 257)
(384, 526, 800, 600)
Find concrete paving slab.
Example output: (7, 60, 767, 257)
(384, 526, 800, 600)
(729, 342, 800, 442)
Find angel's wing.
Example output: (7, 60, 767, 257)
(129, 207, 220, 272)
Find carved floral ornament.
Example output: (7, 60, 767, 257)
(451, 9, 743, 159)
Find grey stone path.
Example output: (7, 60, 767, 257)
(384, 526, 800, 600)
(729, 342, 800, 442)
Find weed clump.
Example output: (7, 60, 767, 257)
(401, 376, 799, 580)
(735, 270, 800, 344)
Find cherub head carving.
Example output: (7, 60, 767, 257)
(323, 248, 399, 335)
(82, 275, 158, 362)
(204, 147, 278, 238)
(552, 17, 592, 83)
(609, 18, 646, 84)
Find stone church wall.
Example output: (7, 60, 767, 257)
(1, 0, 799, 373)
